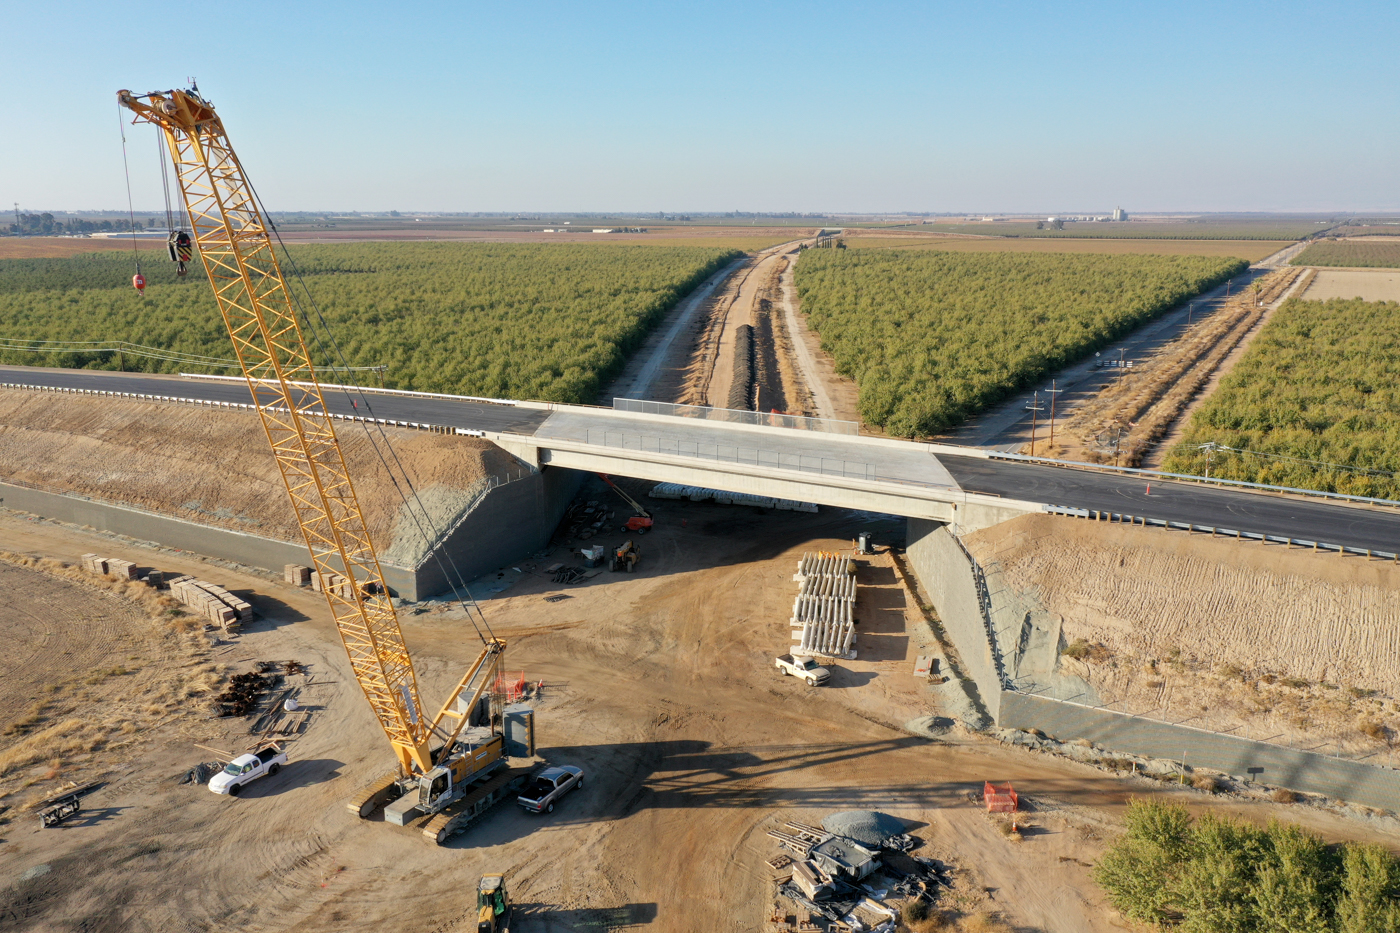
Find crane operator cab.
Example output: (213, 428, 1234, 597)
(478, 874, 511, 932)
(419, 766, 453, 811)
(166, 230, 193, 276)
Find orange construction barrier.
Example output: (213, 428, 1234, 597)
(494, 671, 527, 702)
(983, 781, 1018, 813)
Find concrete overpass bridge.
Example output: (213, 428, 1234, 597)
(2, 365, 1398, 556)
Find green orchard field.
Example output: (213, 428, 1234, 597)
(1293, 239, 1400, 268)
(0, 243, 739, 402)
(793, 249, 1245, 437)
(1163, 297, 1400, 500)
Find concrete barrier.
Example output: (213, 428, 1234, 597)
(1000, 690, 1400, 813)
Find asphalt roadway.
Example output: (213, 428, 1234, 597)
(2, 365, 1398, 553)
(941, 454, 1400, 554)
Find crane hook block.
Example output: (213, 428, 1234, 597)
(132, 272, 146, 294)
(168, 231, 193, 277)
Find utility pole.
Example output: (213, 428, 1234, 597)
(1187, 301, 1194, 326)
(373, 364, 387, 389)
(1047, 380, 1062, 450)
(1028, 391, 1043, 457)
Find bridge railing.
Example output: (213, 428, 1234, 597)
(583, 428, 877, 481)
(612, 398, 860, 436)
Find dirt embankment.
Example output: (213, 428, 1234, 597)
(1035, 267, 1309, 466)
(966, 514, 1400, 758)
(0, 390, 518, 567)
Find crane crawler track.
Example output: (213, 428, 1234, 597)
(347, 771, 404, 818)
(422, 762, 544, 846)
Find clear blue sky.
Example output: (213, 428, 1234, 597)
(5, 1, 1397, 214)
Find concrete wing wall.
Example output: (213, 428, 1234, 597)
(413, 466, 584, 600)
(905, 517, 1003, 721)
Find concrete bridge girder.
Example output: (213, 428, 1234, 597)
(489, 433, 1040, 526)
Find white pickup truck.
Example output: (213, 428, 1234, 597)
(776, 654, 831, 686)
(208, 745, 286, 796)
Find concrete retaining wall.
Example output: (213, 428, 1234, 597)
(0, 465, 584, 601)
(905, 517, 1002, 721)
(412, 466, 584, 599)
(1000, 691, 1400, 813)
(902, 514, 1400, 811)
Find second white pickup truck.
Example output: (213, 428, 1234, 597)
(776, 654, 831, 686)
(209, 745, 286, 796)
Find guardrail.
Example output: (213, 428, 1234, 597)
(0, 382, 487, 439)
(1043, 504, 1400, 561)
(994, 450, 1400, 510)
(582, 428, 877, 481)
(613, 397, 859, 436)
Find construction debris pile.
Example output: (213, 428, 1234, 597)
(169, 575, 254, 632)
(178, 761, 223, 785)
(216, 670, 273, 717)
(560, 499, 614, 542)
(649, 483, 818, 513)
(767, 811, 947, 930)
(790, 553, 858, 660)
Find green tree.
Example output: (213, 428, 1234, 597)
(1250, 821, 1340, 933)
(1338, 844, 1400, 933)
(1095, 799, 1194, 923)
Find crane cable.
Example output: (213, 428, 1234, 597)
(242, 182, 499, 647)
(116, 103, 142, 279)
(138, 115, 498, 647)
(157, 129, 177, 236)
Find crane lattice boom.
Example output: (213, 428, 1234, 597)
(116, 87, 440, 773)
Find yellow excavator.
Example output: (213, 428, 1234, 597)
(117, 85, 538, 845)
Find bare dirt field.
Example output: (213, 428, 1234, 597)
(966, 513, 1400, 760)
(2, 495, 1397, 933)
(1300, 268, 1400, 302)
(0, 239, 165, 259)
(276, 227, 808, 251)
(839, 232, 1290, 262)
(0, 390, 517, 567)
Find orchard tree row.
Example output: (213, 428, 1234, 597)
(793, 248, 1245, 437)
(0, 242, 739, 403)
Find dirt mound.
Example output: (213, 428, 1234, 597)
(821, 810, 907, 847)
(967, 513, 1400, 690)
(0, 391, 517, 567)
(965, 513, 1400, 757)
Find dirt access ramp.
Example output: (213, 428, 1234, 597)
(0, 389, 518, 567)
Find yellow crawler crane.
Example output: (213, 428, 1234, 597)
(117, 86, 530, 840)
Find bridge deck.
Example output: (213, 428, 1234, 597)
(532, 410, 961, 491)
